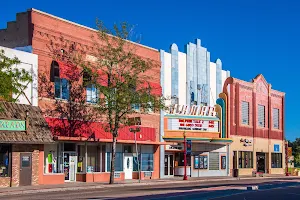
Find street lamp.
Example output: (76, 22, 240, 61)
(129, 117, 141, 183)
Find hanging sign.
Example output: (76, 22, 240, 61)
(0, 119, 26, 131)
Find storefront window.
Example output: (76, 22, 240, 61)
(271, 153, 282, 168)
(176, 153, 191, 166)
(133, 154, 141, 171)
(0, 145, 10, 177)
(44, 144, 60, 174)
(107, 152, 123, 171)
(238, 151, 253, 168)
(141, 153, 153, 171)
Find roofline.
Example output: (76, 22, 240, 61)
(28, 8, 158, 52)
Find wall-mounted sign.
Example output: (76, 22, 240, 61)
(0, 119, 26, 131)
(166, 144, 183, 151)
(274, 144, 280, 152)
(221, 156, 226, 169)
(240, 138, 252, 146)
(168, 118, 219, 132)
(167, 105, 217, 117)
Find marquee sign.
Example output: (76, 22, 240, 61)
(167, 105, 217, 117)
(0, 119, 26, 131)
(168, 118, 219, 132)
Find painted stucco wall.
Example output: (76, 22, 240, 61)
(0, 46, 38, 106)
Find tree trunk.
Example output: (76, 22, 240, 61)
(109, 135, 117, 184)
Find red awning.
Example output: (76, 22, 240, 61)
(57, 61, 81, 81)
(45, 117, 157, 142)
(138, 81, 162, 96)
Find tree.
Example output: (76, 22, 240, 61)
(39, 38, 97, 138)
(81, 21, 165, 184)
(0, 49, 32, 107)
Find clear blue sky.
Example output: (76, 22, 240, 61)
(1, 0, 298, 140)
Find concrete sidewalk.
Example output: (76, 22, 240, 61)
(0, 175, 298, 197)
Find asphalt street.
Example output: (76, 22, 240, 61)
(2, 178, 300, 200)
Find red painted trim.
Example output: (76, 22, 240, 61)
(253, 90, 257, 137)
(236, 83, 240, 135)
(282, 96, 285, 140)
(230, 84, 235, 135)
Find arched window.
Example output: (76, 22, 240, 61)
(50, 61, 69, 100)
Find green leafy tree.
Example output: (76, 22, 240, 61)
(0, 49, 32, 107)
(81, 21, 165, 184)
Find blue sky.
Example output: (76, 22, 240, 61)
(1, 0, 299, 140)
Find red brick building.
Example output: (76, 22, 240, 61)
(0, 8, 162, 185)
(222, 74, 285, 176)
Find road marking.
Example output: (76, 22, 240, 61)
(288, 193, 300, 196)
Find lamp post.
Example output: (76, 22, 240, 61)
(183, 131, 188, 180)
(285, 141, 289, 176)
(129, 117, 141, 183)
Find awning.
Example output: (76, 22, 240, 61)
(0, 102, 54, 144)
(45, 117, 157, 142)
(56, 61, 81, 81)
(138, 81, 162, 96)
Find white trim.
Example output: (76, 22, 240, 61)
(29, 8, 158, 52)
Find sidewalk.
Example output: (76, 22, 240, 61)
(0, 175, 298, 197)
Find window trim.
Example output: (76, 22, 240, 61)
(273, 108, 280, 130)
(258, 104, 265, 128)
(241, 101, 250, 125)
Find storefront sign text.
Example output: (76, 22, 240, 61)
(168, 118, 219, 132)
(168, 105, 217, 117)
(0, 119, 26, 131)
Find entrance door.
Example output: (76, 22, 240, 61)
(124, 155, 133, 179)
(64, 152, 77, 181)
(257, 153, 266, 173)
(20, 153, 32, 186)
(164, 154, 174, 176)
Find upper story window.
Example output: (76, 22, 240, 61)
(50, 61, 69, 100)
(86, 84, 98, 103)
(258, 104, 265, 127)
(273, 108, 279, 129)
(241, 101, 250, 125)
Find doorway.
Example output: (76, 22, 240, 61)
(124, 154, 133, 179)
(19, 153, 32, 186)
(257, 152, 266, 173)
(164, 154, 174, 176)
(63, 152, 77, 182)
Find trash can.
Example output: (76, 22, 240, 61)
(233, 169, 239, 177)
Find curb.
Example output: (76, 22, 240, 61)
(0, 176, 299, 197)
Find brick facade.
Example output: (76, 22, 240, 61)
(223, 75, 285, 175)
(0, 144, 42, 187)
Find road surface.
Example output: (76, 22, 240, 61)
(2, 178, 300, 200)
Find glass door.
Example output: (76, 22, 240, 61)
(164, 154, 174, 176)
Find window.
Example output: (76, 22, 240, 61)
(141, 153, 153, 171)
(133, 154, 141, 172)
(271, 153, 282, 168)
(242, 101, 249, 125)
(55, 78, 69, 100)
(238, 151, 253, 168)
(107, 152, 123, 171)
(0, 145, 11, 177)
(258, 105, 265, 127)
(132, 104, 140, 112)
(273, 108, 279, 129)
(209, 152, 219, 170)
(86, 84, 98, 103)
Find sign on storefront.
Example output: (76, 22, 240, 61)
(274, 144, 280, 152)
(168, 118, 219, 132)
(0, 119, 26, 131)
(167, 105, 217, 117)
